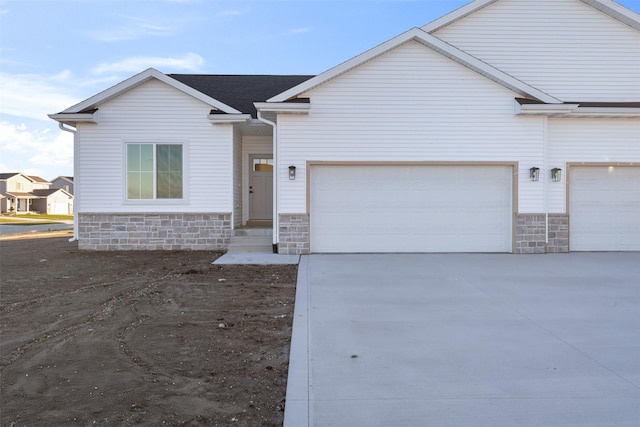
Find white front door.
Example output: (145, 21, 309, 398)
(249, 156, 273, 220)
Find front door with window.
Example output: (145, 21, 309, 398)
(249, 156, 273, 220)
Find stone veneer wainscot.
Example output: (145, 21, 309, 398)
(78, 213, 231, 250)
(279, 213, 310, 255)
(515, 213, 569, 254)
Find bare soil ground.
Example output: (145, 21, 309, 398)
(0, 234, 298, 426)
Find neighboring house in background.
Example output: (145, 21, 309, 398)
(0, 173, 74, 214)
(51, 176, 74, 195)
(49, 0, 639, 253)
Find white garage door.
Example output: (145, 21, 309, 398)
(570, 166, 640, 251)
(310, 164, 513, 253)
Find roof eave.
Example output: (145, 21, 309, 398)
(254, 102, 311, 114)
(48, 111, 99, 125)
(515, 101, 640, 118)
(208, 113, 252, 123)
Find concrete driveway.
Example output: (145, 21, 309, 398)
(284, 253, 640, 427)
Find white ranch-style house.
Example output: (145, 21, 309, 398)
(50, 0, 639, 254)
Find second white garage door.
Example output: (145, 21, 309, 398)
(310, 164, 513, 253)
(569, 166, 640, 251)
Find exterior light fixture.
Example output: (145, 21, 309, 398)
(289, 165, 296, 180)
(551, 168, 562, 182)
(529, 167, 540, 182)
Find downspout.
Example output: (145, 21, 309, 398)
(543, 117, 549, 245)
(58, 122, 79, 242)
(256, 111, 279, 253)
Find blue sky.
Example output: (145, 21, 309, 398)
(1, 0, 639, 180)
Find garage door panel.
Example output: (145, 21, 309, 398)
(570, 166, 640, 251)
(310, 165, 512, 253)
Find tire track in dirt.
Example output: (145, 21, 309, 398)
(1, 275, 171, 368)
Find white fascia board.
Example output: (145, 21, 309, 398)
(422, 0, 498, 33)
(254, 102, 311, 114)
(580, 0, 640, 30)
(61, 68, 241, 114)
(515, 102, 579, 116)
(268, 27, 559, 104)
(568, 107, 640, 118)
(208, 114, 252, 123)
(48, 111, 99, 124)
(515, 102, 640, 118)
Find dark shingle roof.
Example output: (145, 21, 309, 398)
(33, 189, 63, 197)
(168, 74, 314, 118)
(0, 173, 21, 180)
(29, 175, 50, 183)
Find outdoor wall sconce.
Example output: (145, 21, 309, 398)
(529, 167, 540, 182)
(289, 165, 296, 180)
(551, 168, 562, 182)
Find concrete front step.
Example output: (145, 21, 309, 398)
(228, 227, 273, 252)
(233, 227, 273, 237)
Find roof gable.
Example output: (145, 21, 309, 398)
(59, 68, 242, 114)
(268, 27, 560, 104)
(421, 0, 640, 33)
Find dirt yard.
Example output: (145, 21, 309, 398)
(0, 233, 298, 426)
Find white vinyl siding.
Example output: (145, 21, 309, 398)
(277, 40, 544, 214)
(432, 0, 640, 102)
(76, 79, 233, 214)
(569, 166, 640, 251)
(310, 164, 513, 253)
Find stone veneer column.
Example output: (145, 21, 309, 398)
(77, 213, 231, 250)
(515, 214, 547, 254)
(278, 213, 310, 255)
(546, 214, 569, 253)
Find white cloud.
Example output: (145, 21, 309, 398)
(91, 53, 205, 75)
(0, 121, 73, 179)
(0, 72, 82, 121)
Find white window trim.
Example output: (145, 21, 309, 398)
(122, 140, 190, 206)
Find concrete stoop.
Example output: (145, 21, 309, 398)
(227, 227, 273, 253)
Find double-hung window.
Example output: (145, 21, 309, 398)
(127, 143, 183, 200)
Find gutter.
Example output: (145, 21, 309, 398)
(57, 122, 79, 243)
(256, 111, 279, 253)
